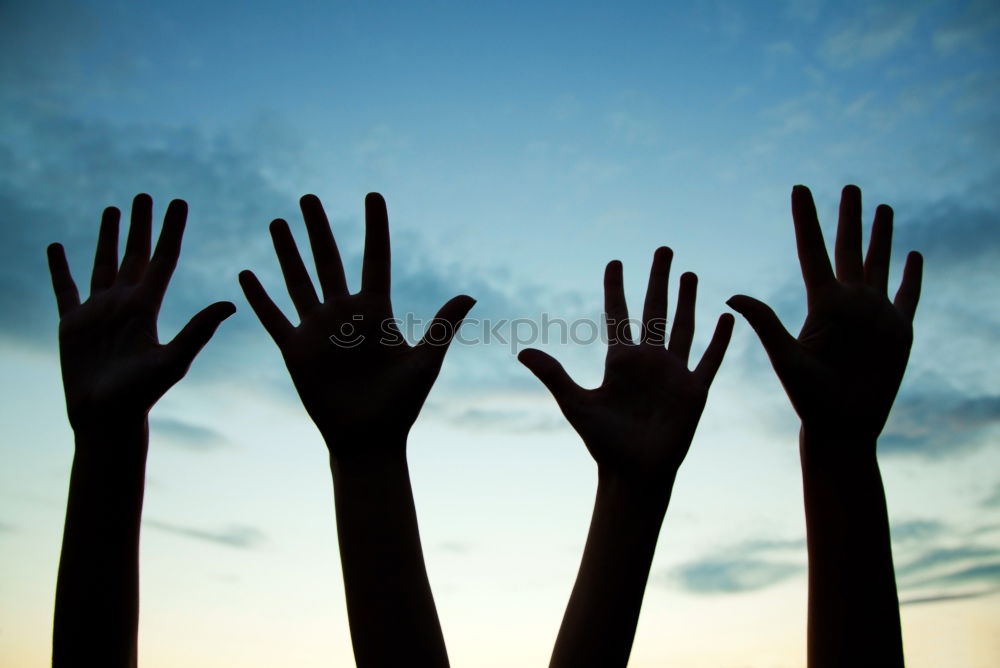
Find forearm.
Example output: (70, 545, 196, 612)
(329, 443, 448, 668)
(799, 427, 902, 668)
(550, 472, 672, 668)
(53, 420, 149, 668)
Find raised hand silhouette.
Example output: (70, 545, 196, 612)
(240, 192, 471, 668)
(520, 247, 733, 668)
(728, 185, 922, 444)
(727, 185, 922, 668)
(239, 192, 474, 457)
(49, 194, 234, 667)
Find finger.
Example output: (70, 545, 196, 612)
(414, 295, 476, 363)
(143, 199, 188, 308)
(238, 270, 294, 344)
(300, 194, 349, 298)
(893, 251, 923, 321)
(270, 218, 321, 318)
(361, 192, 391, 295)
(518, 348, 580, 405)
(864, 204, 893, 294)
(164, 301, 237, 377)
(641, 246, 672, 345)
(47, 243, 80, 316)
(604, 260, 632, 345)
(117, 193, 153, 284)
(693, 313, 735, 387)
(89, 207, 120, 294)
(791, 185, 835, 300)
(835, 185, 864, 283)
(726, 295, 797, 369)
(668, 272, 697, 364)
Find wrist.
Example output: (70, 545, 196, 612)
(327, 432, 409, 478)
(596, 468, 674, 519)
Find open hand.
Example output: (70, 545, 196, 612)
(239, 192, 474, 460)
(48, 194, 236, 436)
(727, 185, 922, 444)
(519, 247, 733, 486)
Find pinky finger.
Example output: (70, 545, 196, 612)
(692, 313, 735, 387)
(47, 243, 80, 317)
(239, 270, 294, 345)
(893, 251, 923, 321)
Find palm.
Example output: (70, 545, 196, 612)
(520, 248, 733, 483)
(240, 192, 473, 456)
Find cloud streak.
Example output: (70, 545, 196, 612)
(144, 520, 267, 549)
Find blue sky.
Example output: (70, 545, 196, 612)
(2, 0, 999, 665)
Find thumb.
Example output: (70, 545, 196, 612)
(165, 301, 237, 375)
(726, 295, 797, 367)
(517, 348, 578, 403)
(414, 295, 476, 364)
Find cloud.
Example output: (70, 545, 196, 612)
(144, 520, 266, 549)
(982, 484, 1000, 508)
(896, 545, 1000, 579)
(881, 392, 1000, 457)
(444, 406, 565, 433)
(673, 558, 804, 594)
(891, 518, 946, 543)
(669, 535, 806, 594)
(900, 588, 998, 606)
(821, 6, 921, 67)
(149, 417, 228, 451)
(910, 562, 1000, 589)
(932, 0, 1000, 53)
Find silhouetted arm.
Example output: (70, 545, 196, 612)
(240, 193, 472, 668)
(728, 185, 922, 667)
(49, 195, 235, 667)
(520, 248, 733, 668)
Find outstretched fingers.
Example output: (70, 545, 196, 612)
(641, 246, 672, 345)
(835, 185, 864, 283)
(117, 193, 153, 285)
(668, 272, 697, 364)
(791, 186, 834, 301)
(47, 243, 80, 317)
(142, 199, 188, 309)
(300, 194, 350, 299)
(239, 270, 294, 344)
(893, 251, 923, 321)
(605, 260, 632, 346)
(693, 313, 735, 387)
(362, 192, 391, 295)
(270, 218, 321, 319)
(90, 207, 120, 294)
(864, 204, 893, 294)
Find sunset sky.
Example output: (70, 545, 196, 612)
(2, 0, 999, 665)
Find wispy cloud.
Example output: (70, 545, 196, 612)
(900, 588, 998, 606)
(150, 417, 228, 451)
(673, 557, 804, 594)
(668, 535, 806, 594)
(821, 6, 922, 67)
(145, 520, 267, 549)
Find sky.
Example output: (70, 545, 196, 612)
(1, 0, 999, 665)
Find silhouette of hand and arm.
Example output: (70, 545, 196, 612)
(727, 185, 922, 668)
(48, 195, 235, 667)
(519, 248, 734, 668)
(239, 193, 472, 668)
